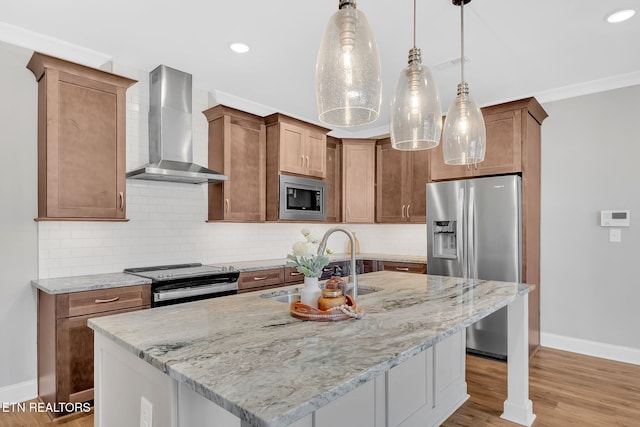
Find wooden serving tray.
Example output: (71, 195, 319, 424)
(290, 295, 357, 322)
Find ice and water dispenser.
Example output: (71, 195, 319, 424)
(432, 220, 457, 259)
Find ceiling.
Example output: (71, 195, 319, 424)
(2, 1, 639, 138)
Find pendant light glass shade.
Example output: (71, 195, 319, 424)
(442, 83, 485, 164)
(390, 0, 441, 150)
(442, 0, 486, 165)
(390, 52, 441, 150)
(316, 1, 381, 127)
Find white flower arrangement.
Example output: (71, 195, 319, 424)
(286, 228, 332, 278)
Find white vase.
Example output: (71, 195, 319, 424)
(300, 276, 321, 308)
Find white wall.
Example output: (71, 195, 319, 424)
(0, 41, 38, 401)
(540, 86, 640, 363)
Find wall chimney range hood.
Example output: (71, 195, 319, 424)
(126, 65, 227, 184)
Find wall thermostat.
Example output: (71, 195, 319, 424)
(600, 210, 630, 227)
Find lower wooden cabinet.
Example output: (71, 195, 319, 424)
(238, 268, 285, 293)
(37, 285, 150, 411)
(378, 260, 427, 274)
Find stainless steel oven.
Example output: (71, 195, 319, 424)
(124, 263, 239, 307)
(279, 174, 326, 221)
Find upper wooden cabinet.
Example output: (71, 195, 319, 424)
(430, 97, 548, 181)
(27, 52, 136, 221)
(265, 113, 329, 179)
(376, 139, 430, 223)
(325, 136, 342, 223)
(203, 105, 266, 222)
(342, 139, 376, 223)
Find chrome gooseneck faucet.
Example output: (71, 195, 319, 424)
(317, 226, 358, 299)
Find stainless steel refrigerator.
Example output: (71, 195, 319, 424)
(426, 175, 522, 360)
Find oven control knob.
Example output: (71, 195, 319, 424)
(228, 265, 235, 271)
(157, 274, 164, 279)
(221, 266, 227, 271)
(166, 273, 173, 278)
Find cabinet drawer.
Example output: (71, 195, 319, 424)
(378, 261, 427, 274)
(238, 268, 284, 292)
(284, 267, 305, 284)
(57, 285, 151, 318)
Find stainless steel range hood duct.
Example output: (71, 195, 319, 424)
(126, 65, 227, 184)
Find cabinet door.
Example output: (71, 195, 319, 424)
(407, 149, 430, 223)
(56, 306, 149, 404)
(224, 115, 266, 221)
(47, 72, 127, 219)
(285, 267, 305, 284)
(376, 143, 406, 223)
(279, 122, 305, 175)
(305, 129, 327, 178)
(474, 109, 522, 176)
(342, 141, 375, 223)
(238, 268, 284, 293)
(378, 261, 426, 274)
(325, 138, 341, 223)
(429, 141, 473, 181)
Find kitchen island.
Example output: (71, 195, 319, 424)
(88, 271, 535, 427)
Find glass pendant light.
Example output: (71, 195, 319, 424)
(316, 0, 381, 127)
(390, 0, 442, 151)
(442, 0, 486, 165)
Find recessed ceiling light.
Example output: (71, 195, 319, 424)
(606, 9, 636, 23)
(229, 43, 250, 54)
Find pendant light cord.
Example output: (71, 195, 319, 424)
(460, 2, 465, 83)
(413, 0, 417, 49)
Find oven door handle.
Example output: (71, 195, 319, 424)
(154, 282, 238, 303)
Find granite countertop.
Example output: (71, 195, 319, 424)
(31, 254, 426, 294)
(31, 272, 151, 294)
(88, 271, 531, 427)
(212, 253, 427, 272)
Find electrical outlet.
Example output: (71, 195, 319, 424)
(609, 228, 622, 243)
(140, 396, 153, 427)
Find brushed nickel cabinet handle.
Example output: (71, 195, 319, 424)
(305, 155, 310, 168)
(290, 271, 303, 276)
(301, 155, 305, 168)
(95, 297, 119, 304)
(225, 198, 230, 213)
(119, 192, 124, 210)
(402, 204, 406, 219)
(395, 267, 410, 271)
(253, 276, 268, 281)
(407, 204, 411, 218)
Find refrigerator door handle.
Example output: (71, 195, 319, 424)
(458, 187, 466, 279)
(468, 186, 477, 282)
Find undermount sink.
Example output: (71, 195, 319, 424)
(260, 286, 379, 304)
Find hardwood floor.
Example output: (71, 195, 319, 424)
(2, 347, 638, 426)
(443, 347, 640, 426)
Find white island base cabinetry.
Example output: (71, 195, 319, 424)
(94, 331, 467, 427)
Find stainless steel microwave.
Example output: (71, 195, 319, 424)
(279, 175, 326, 221)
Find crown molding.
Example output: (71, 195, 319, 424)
(0, 21, 112, 70)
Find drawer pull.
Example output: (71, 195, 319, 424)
(253, 276, 268, 281)
(290, 272, 303, 276)
(395, 267, 410, 271)
(94, 297, 120, 304)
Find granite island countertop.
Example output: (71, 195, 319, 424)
(88, 271, 531, 427)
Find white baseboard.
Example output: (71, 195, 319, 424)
(0, 379, 37, 404)
(541, 332, 640, 366)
